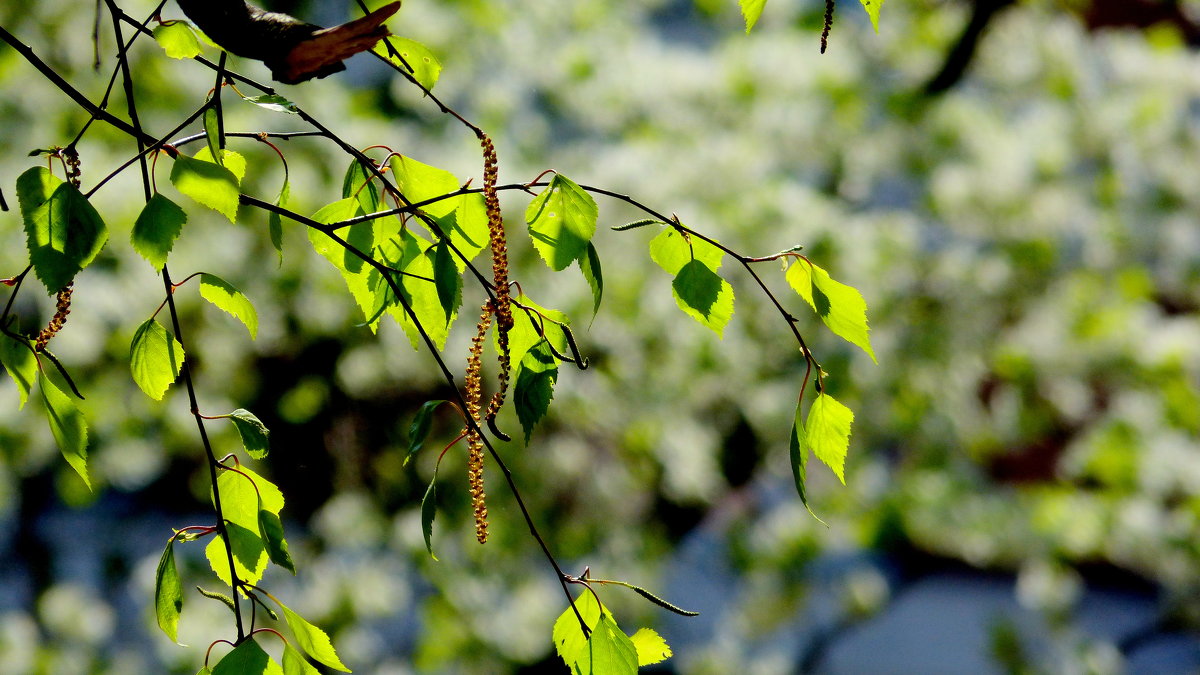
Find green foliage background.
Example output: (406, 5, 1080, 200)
(2, 0, 1200, 672)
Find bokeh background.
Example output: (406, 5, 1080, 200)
(3, 0, 1200, 672)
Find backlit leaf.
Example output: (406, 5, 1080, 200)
(259, 508, 295, 574)
(194, 147, 246, 182)
(129, 319, 185, 401)
(579, 242, 603, 316)
(131, 193, 186, 270)
(629, 628, 672, 666)
(153, 21, 203, 59)
(199, 273, 258, 339)
(227, 408, 269, 460)
(385, 230, 455, 350)
(860, 0, 884, 32)
(18, 167, 109, 291)
(740, 0, 768, 32)
(789, 400, 809, 510)
(211, 638, 282, 675)
(804, 392, 853, 484)
(671, 259, 735, 337)
(446, 192, 489, 267)
(421, 475, 437, 560)
(38, 372, 89, 488)
(269, 180, 289, 263)
(243, 94, 299, 114)
(553, 591, 604, 666)
(514, 341, 558, 444)
(575, 615, 638, 675)
(406, 399, 447, 464)
(648, 226, 724, 275)
(374, 38, 442, 90)
(203, 108, 222, 166)
(155, 536, 184, 643)
(205, 522, 267, 588)
(526, 173, 598, 271)
(390, 155, 459, 219)
(216, 464, 284, 530)
(786, 260, 875, 362)
(431, 239, 460, 323)
(0, 335, 36, 409)
(504, 294, 571, 372)
(278, 600, 350, 672)
(170, 153, 240, 222)
(342, 159, 381, 214)
(282, 644, 321, 675)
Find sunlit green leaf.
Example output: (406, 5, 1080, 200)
(199, 273, 258, 339)
(553, 591, 604, 666)
(216, 464, 284, 530)
(860, 0, 884, 32)
(446, 192, 489, 267)
(740, 0, 768, 32)
(789, 400, 809, 509)
(242, 94, 299, 114)
(526, 174, 598, 271)
(227, 408, 270, 459)
(278, 600, 350, 672)
(385, 230, 455, 350)
(786, 260, 875, 362)
(671, 259, 735, 336)
(579, 242, 603, 316)
(194, 147, 246, 182)
(0, 335, 36, 409)
(269, 180, 289, 263)
(421, 475, 437, 560)
(342, 159, 381, 214)
(153, 21, 203, 59)
(129, 318, 185, 401)
(504, 294, 570, 373)
(406, 400, 447, 464)
(514, 341, 558, 444)
(431, 239, 460, 323)
(648, 226, 724, 275)
(282, 644, 321, 675)
(18, 167, 109, 291)
(310, 199, 393, 331)
(576, 615, 638, 675)
(205, 522, 267, 588)
(155, 536, 184, 643)
(259, 508, 295, 574)
(374, 38, 442, 90)
(40, 372, 89, 488)
(804, 392, 853, 484)
(629, 627, 672, 666)
(390, 155, 459, 219)
(170, 153, 240, 222)
(211, 638, 282, 675)
(131, 193, 186, 270)
(204, 108, 222, 166)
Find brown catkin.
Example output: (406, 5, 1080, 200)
(820, 0, 836, 54)
(480, 133, 512, 427)
(464, 302, 493, 544)
(35, 283, 73, 352)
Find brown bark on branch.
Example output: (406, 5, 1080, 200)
(176, 0, 400, 84)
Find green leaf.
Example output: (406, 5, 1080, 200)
(804, 392, 853, 484)
(421, 475, 437, 560)
(170, 153, 240, 222)
(575, 614, 639, 675)
(153, 21, 203, 59)
(38, 372, 88, 487)
(309, 199, 392, 331)
(448, 192, 491, 267)
(0, 335, 36, 409)
(278, 601, 351, 672)
(740, 0, 768, 32)
(203, 108, 222, 166)
(129, 319, 185, 401)
(282, 644, 322, 675)
(860, 0, 884, 32)
(406, 399, 447, 464)
(431, 239, 460, 323)
(199, 273, 258, 339)
(553, 591, 604, 666)
(385, 230, 455, 350)
(374, 38, 442, 90)
(242, 94, 299, 114)
(786, 260, 876, 362)
(671, 259, 735, 336)
(503, 294, 570, 374)
(131, 193, 186, 270)
(269, 180, 289, 263)
(217, 464, 285, 530)
(629, 628, 672, 666)
(514, 341, 558, 444)
(390, 155, 459, 219)
(155, 536, 184, 643)
(194, 147, 247, 182)
(212, 638, 283, 675)
(205, 522, 267, 588)
(259, 508, 295, 574)
(648, 226, 724, 275)
(526, 174, 598, 271)
(227, 408, 270, 459)
(18, 167, 109, 291)
(342, 159, 381, 214)
(789, 400, 809, 509)
(579, 242, 603, 316)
